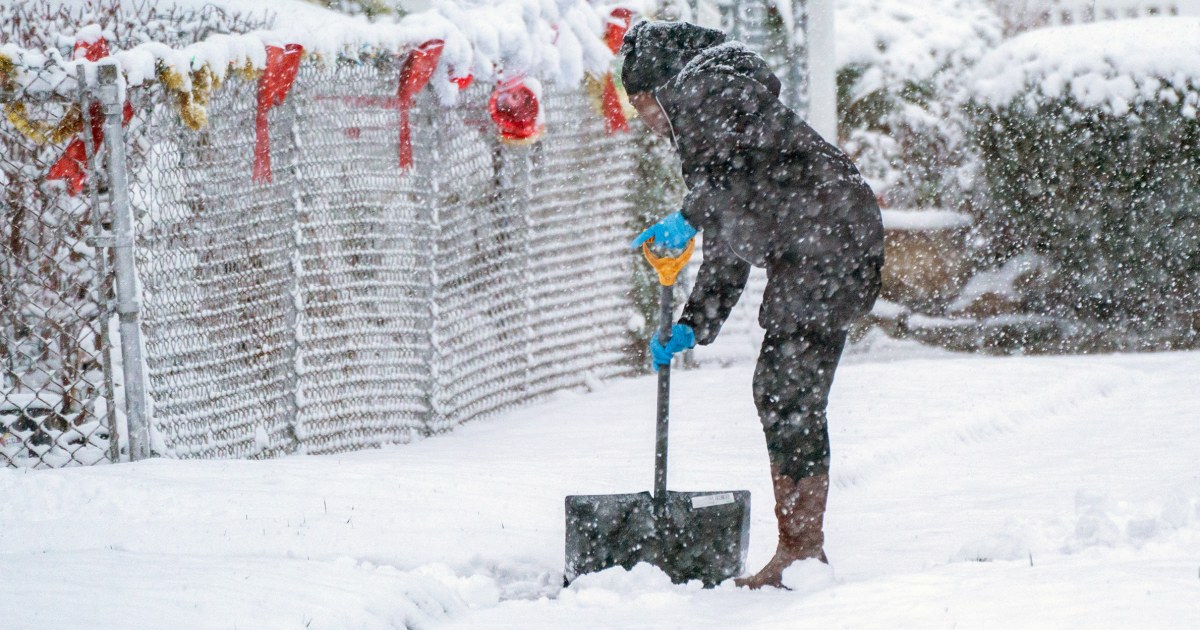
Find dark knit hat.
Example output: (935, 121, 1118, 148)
(619, 21, 727, 94)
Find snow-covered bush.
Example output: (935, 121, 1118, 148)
(968, 18, 1200, 334)
(836, 0, 1003, 209)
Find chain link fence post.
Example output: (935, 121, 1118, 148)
(281, 77, 305, 456)
(96, 61, 151, 461)
(421, 100, 446, 434)
(520, 142, 539, 396)
(78, 67, 122, 464)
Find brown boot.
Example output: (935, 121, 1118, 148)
(735, 471, 829, 589)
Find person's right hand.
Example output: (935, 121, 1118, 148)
(630, 211, 697, 250)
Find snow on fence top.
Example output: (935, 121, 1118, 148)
(1047, 0, 1200, 25)
(836, 0, 1002, 85)
(0, 0, 627, 111)
(970, 16, 1200, 116)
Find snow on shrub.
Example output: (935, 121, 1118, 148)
(836, 0, 1003, 208)
(967, 18, 1200, 335)
(970, 16, 1200, 116)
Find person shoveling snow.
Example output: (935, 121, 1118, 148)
(624, 20, 884, 589)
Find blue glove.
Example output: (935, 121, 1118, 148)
(631, 211, 698, 250)
(649, 323, 696, 369)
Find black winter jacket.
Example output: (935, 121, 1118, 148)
(652, 42, 884, 342)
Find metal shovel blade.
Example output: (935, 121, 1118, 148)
(564, 489, 750, 587)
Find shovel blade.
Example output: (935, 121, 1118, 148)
(564, 490, 750, 587)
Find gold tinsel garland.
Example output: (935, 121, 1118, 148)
(4, 60, 266, 140)
(0, 53, 14, 92)
(1, 52, 85, 145)
(583, 72, 637, 121)
(4, 102, 85, 145)
(156, 59, 275, 131)
(157, 63, 224, 131)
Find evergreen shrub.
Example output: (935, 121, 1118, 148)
(968, 19, 1200, 338)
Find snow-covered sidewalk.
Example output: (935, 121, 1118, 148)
(3, 341, 1199, 628)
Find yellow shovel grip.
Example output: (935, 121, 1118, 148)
(641, 237, 695, 286)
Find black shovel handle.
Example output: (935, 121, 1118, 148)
(641, 237, 695, 505)
(655, 283, 673, 504)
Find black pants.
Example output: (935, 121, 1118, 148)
(752, 325, 848, 481)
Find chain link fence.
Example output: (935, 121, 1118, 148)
(121, 57, 638, 459)
(1, 1, 809, 467)
(0, 61, 118, 468)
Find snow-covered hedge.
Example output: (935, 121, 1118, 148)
(836, 0, 1002, 208)
(968, 18, 1200, 331)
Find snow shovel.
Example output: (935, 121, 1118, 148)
(564, 237, 750, 587)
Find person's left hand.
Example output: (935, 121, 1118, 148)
(649, 323, 695, 370)
(631, 211, 697, 250)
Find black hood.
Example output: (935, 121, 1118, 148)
(654, 41, 785, 153)
(665, 41, 781, 101)
(619, 20, 727, 94)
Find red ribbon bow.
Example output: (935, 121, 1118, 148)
(47, 35, 134, 195)
(599, 8, 633, 134)
(605, 8, 633, 53)
(397, 40, 445, 170)
(489, 77, 543, 142)
(253, 43, 304, 183)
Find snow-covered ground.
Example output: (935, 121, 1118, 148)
(3, 335, 1199, 629)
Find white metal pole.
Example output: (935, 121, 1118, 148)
(806, 0, 838, 144)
